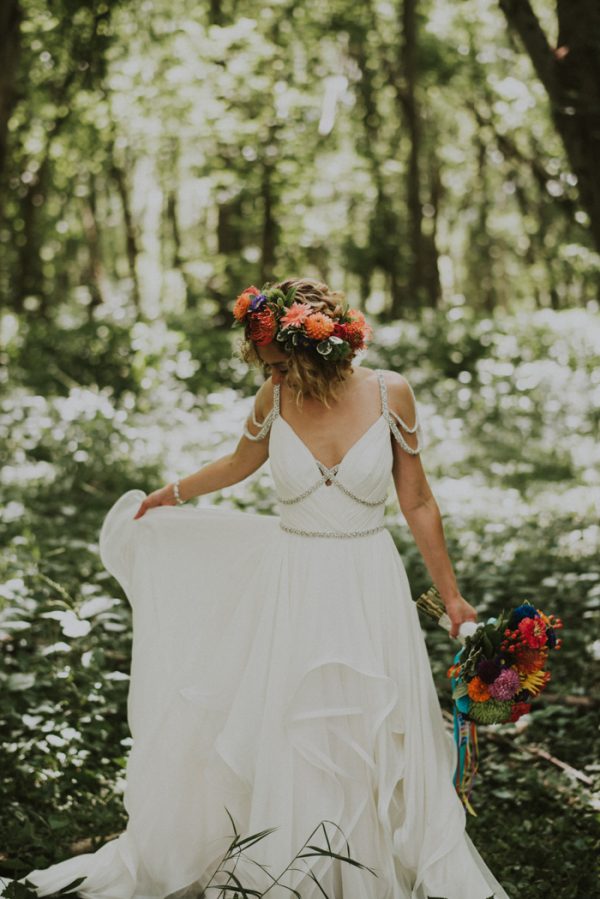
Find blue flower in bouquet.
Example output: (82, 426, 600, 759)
(508, 602, 539, 628)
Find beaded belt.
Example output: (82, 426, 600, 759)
(279, 523, 385, 539)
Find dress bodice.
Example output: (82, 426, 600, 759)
(243, 369, 423, 538)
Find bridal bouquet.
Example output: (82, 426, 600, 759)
(415, 586, 563, 814)
(447, 602, 563, 722)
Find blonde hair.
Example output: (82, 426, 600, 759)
(237, 277, 358, 408)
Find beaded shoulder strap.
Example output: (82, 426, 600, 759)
(242, 383, 280, 441)
(376, 369, 423, 455)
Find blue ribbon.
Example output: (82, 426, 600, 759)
(450, 648, 478, 816)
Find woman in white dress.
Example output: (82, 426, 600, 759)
(15, 278, 509, 899)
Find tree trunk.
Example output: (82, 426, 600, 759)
(81, 175, 108, 315)
(498, 0, 600, 252)
(166, 187, 193, 306)
(12, 90, 77, 312)
(109, 153, 141, 312)
(14, 165, 46, 312)
(217, 196, 243, 256)
(422, 151, 442, 306)
(474, 136, 497, 313)
(346, 12, 406, 318)
(209, 0, 223, 26)
(0, 0, 21, 190)
(400, 0, 425, 307)
(260, 159, 277, 284)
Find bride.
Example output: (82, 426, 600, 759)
(14, 278, 509, 899)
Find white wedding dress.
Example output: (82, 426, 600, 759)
(14, 369, 509, 899)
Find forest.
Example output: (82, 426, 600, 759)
(0, 1, 599, 897)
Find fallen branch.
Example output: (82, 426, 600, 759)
(524, 744, 594, 785)
(441, 710, 594, 786)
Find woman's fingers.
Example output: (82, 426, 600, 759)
(133, 500, 148, 519)
(446, 596, 478, 638)
(132, 486, 176, 519)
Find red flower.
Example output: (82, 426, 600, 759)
(518, 616, 548, 649)
(248, 308, 277, 345)
(333, 321, 363, 349)
(509, 701, 531, 722)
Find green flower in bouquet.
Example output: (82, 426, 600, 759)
(468, 699, 513, 724)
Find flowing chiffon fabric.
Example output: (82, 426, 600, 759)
(14, 395, 510, 899)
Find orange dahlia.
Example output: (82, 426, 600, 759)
(347, 307, 366, 324)
(248, 308, 277, 345)
(513, 646, 548, 675)
(233, 286, 260, 321)
(467, 676, 491, 702)
(304, 312, 335, 340)
(347, 308, 372, 338)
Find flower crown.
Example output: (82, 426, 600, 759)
(232, 283, 372, 362)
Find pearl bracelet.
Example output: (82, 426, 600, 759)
(172, 480, 186, 505)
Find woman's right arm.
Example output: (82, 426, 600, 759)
(133, 380, 274, 519)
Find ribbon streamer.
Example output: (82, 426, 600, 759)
(450, 650, 479, 816)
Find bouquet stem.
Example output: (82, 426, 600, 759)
(415, 584, 454, 636)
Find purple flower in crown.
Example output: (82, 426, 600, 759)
(249, 293, 268, 312)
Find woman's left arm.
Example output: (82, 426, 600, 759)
(387, 374, 477, 638)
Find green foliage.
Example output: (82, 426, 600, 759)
(2, 0, 599, 319)
(5, 318, 139, 399)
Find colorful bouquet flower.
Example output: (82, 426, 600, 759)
(232, 283, 372, 362)
(415, 586, 563, 815)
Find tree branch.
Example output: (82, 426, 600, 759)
(498, 0, 561, 109)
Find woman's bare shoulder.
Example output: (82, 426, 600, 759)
(252, 376, 276, 420)
(367, 365, 411, 388)
(375, 367, 417, 424)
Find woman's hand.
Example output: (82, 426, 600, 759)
(443, 594, 478, 639)
(133, 484, 177, 520)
